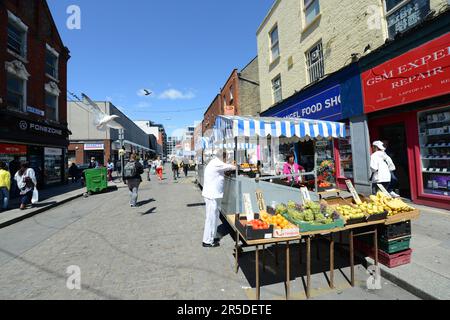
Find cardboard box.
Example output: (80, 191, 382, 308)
(273, 223, 300, 238)
(235, 214, 274, 241)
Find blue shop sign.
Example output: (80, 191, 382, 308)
(269, 85, 342, 121)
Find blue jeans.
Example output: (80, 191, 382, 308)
(0, 187, 9, 210)
(20, 190, 33, 206)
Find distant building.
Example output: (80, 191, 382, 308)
(67, 100, 152, 166)
(134, 120, 167, 158)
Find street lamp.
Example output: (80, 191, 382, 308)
(119, 129, 125, 181)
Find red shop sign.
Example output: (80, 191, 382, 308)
(0, 144, 27, 155)
(362, 33, 450, 113)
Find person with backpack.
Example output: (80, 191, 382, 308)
(123, 154, 144, 207)
(14, 162, 37, 210)
(171, 157, 179, 181)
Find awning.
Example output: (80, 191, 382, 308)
(214, 115, 346, 140)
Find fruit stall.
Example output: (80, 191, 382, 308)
(209, 115, 420, 300)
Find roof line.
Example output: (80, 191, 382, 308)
(256, 0, 281, 35)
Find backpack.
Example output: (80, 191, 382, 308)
(123, 162, 137, 179)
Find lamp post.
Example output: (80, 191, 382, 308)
(119, 129, 125, 182)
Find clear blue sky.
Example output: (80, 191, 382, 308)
(47, 0, 274, 137)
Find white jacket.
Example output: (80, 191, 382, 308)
(202, 157, 236, 199)
(14, 168, 37, 195)
(370, 151, 395, 183)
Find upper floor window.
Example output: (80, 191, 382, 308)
(304, 0, 320, 26)
(229, 86, 234, 104)
(46, 45, 59, 79)
(385, 0, 430, 39)
(7, 11, 28, 59)
(6, 73, 26, 111)
(269, 25, 280, 62)
(272, 75, 282, 104)
(45, 92, 58, 122)
(306, 41, 324, 83)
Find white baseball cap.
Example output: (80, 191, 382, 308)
(373, 141, 386, 151)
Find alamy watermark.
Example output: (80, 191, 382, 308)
(66, 265, 81, 290)
(67, 5, 81, 30)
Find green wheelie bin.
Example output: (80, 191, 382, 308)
(84, 168, 108, 195)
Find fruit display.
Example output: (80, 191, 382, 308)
(319, 181, 332, 188)
(260, 212, 291, 230)
(276, 201, 341, 226)
(247, 219, 270, 230)
(335, 204, 366, 221)
(369, 192, 415, 216)
(355, 201, 385, 216)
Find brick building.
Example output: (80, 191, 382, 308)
(203, 57, 260, 135)
(0, 0, 71, 187)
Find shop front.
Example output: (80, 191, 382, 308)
(261, 64, 364, 190)
(362, 32, 450, 210)
(0, 111, 70, 187)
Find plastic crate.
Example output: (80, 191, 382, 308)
(379, 236, 411, 254)
(379, 249, 412, 268)
(379, 221, 411, 240)
(84, 168, 108, 193)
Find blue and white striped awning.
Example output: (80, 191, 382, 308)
(215, 142, 257, 150)
(214, 116, 346, 140)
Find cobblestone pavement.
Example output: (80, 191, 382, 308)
(0, 167, 419, 300)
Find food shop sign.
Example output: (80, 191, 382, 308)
(362, 33, 450, 113)
(0, 144, 27, 155)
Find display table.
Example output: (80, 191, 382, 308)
(224, 210, 420, 300)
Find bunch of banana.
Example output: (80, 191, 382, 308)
(335, 205, 366, 220)
(370, 192, 414, 216)
(355, 202, 385, 215)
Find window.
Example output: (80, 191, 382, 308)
(306, 41, 324, 83)
(272, 75, 282, 104)
(223, 95, 227, 107)
(229, 86, 234, 104)
(6, 73, 25, 111)
(269, 25, 280, 62)
(46, 47, 58, 79)
(45, 92, 58, 121)
(7, 11, 28, 59)
(304, 0, 320, 26)
(385, 0, 430, 39)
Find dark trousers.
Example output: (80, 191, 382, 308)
(372, 182, 390, 195)
(20, 190, 33, 206)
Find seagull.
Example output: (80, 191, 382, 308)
(143, 89, 152, 96)
(81, 93, 124, 130)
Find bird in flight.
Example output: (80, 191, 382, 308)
(143, 89, 152, 96)
(81, 93, 124, 130)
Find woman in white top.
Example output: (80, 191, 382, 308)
(154, 156, 163, 181)
(370, 141, 396, 195)
(14, 162, 37, 210)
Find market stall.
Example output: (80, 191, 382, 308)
(207, 115, 421, 300)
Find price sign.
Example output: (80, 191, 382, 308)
(255, 189, 266, 212)
(377, 184, 392, 198)
(300, 187, 311, 202)
(345, 180, 362, 204)
(243, 193, 254, 222)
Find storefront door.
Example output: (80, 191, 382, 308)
(379, 123, 411, 198)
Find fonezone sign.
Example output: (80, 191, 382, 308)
(19, 121, 63, 136)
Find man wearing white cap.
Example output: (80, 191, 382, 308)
(370, 141, 398, 196)
(201, 149, 236, 248)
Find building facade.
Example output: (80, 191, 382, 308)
(0, 0, 71, 187)
(257, 0, 447, 113)
(67, 100, 151, 166)
(134, 120, 167, 158)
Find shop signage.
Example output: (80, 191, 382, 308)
(386, 0, 430, 39)
(18, 120, 63, 136)
(84, 143, 104, 151)
(269, 85, 342, 121)
(26, 106, 45, 117)
(45, 147, 62, 156)
(0, 144, 27, 155)
(362, 33, 450, 113)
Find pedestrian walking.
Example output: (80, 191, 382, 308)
(0, 161, 11, 211)
(154, 156, 163, 181)
(171, 157, 179, 181)
(370, 141, 397, 196)
(123, 154, 144, 208)
(201, 150, 236, 248)
(182, 157, 189, 178)
(8, 156, 20, 198)
(107, 159, 114, 181)
(14, 162, 37, 210)
(89, 157, 99, 169)
(69, 163, 79, 183)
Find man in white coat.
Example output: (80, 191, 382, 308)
(202, 149, 236, 248)
(370, 141, 397, 196)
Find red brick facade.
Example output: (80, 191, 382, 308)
(203, 94, 223, 134)
(0, 0, 70, 124)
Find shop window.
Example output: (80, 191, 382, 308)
(45, 92, 58, 121)
(316, 140, 336, 188)
(338, 128, 353, 179)
(306, 41, 324, 84)
(304, 0, 320, 26)
(269, 25, 280, 62)
(418, 106, 450, 197)
(45, 45, 59, 79)
(6, 73, 26, 111)
(272, 75, 282, 104)
(384, 0, 430, 39)
(7, 11, 28, 59)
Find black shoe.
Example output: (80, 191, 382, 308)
(203, 242, 220, 248)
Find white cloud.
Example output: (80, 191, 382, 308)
(159, 89, 195, 100)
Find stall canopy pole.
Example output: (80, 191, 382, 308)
(235, 136, 239, 214)
(314, 140, 318, 195)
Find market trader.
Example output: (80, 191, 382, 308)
(202, 149, 236, 248)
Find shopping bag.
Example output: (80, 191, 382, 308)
(31, 188, 39, 204)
